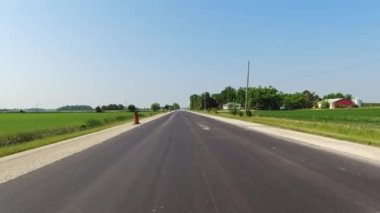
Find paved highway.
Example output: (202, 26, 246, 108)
(0, 111, 379, 213)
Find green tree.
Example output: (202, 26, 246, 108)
(172, 103, 180, 110)
(283, 93, 307, 110)
(221, 86, 237, 103)
(163, 104, 171, 111)
(236, 87, 246, 106)
(95, 106, 103, 113)
(211, 93, 223, 109)
(101, 104, 125, 111)
(190, 94, 201, 110)
(127, 104, 136, 112)
(249, 86, 283, 110)
(323, 93, 345, 99)
(200, 92, 217, 110)
(151, 103, 161, 112)
(302, 90, 320, 108)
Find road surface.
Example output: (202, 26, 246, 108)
(0, 111, 379, 213)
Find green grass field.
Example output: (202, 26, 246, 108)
(210, 108, 380, 146)
(0, 111, 158, 157)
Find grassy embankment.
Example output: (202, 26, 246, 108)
(206, 108, 380, 147)
(0, 111, 159, 157)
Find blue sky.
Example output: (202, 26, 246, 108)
(0, 0, 379, 108)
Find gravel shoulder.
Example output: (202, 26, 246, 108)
(0, 112, 171, 184)
(190, 111, 380, 166)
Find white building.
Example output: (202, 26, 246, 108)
(352, 97, 363, 107)
(222, 102, 241, 110)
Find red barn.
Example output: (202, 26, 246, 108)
(329, 99, 353, 109)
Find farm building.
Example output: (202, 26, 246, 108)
(352, 97, 363, 107)
(318, 98, 354, 109)
(222, 102, 241, 110)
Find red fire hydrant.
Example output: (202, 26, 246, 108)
(133, 111, 140, 125)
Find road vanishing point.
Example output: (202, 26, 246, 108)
(0, 111, 379, 213)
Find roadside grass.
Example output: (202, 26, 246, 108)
(204, 108, 380, 147)
(0, 111, 159, 157)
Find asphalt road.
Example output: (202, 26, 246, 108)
(0, 111, 379, 213)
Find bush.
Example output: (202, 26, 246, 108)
(246, 110, 252, 117)
(321, 101, 329, 109)
(85, 119, 103, 128)
(238, 111, 243, 117)
(211, 108, 218, 114)
(229, 107, 238, 115)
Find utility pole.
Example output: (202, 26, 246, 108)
(245, 61, 250, 112)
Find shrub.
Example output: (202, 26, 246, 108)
(246, 110, 252, 117)
(85, 119, 103, 128)
(238, 111, 243, 117)
(321, 101, 329, 109)
(229, 107, 238, 115)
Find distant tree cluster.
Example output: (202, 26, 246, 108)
(57, 105, 93, 111)
(323, 93, 352, 100)
(127, 104, 136, 112)
(150, 102, 180, 112)
(190, 86, 352, 110)
(151, 103, 161, 112)
(101, 104, 125, 111)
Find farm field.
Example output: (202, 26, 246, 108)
(0, 111, 158, 157)
(211, 108, 380, 146)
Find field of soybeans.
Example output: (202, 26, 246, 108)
(217, 108, 380, 146)
(0, 111, 157, 157)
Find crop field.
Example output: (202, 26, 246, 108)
(214, 108, 380, 146)
(0, 111, 158, 156)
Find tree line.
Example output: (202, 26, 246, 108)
(190, 86, 352, 110)
(150, 103, 180, 112)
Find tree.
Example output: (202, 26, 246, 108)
(236, 87, 246, 107)
(200, 92, 217, 110)
(151, 103, 160, 112)
(57, 105, 93, 111)
(323, 93, 345, 100)
(190, 94, 201, 110)
(220, 86, 237, 103)
(211, 93, 223, 109)
(344, 94, 353, 100)
(101, 104, 125, 111)
(172, 103, 180, 110)
(95, 106, 103, 113)
(127, 104, 136, 112)
(249, 86, 283, 110)
(163, 104, 171, 111)
(302, 90, 320, 108)
(283, 93, 307, 110)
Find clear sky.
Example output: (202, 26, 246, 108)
(1, 0, 379, 109)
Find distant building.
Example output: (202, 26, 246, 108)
(222, 102, 241, 110)
(317, 98, 354, 109)
(352, 97, 363, 107)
